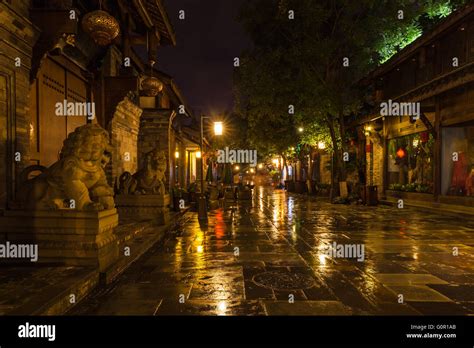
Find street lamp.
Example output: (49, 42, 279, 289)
(199, 116, 223, 221)
(298, 127, 304, 133)
(214, 122, 223, 136)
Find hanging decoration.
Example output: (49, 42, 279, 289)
(396, 147, 406, 158)
(81, 0, 120, 46)
(420, 131, 429, 143)
(141, 61, 164, 97)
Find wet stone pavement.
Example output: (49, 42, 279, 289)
(71, 187, 474, 316)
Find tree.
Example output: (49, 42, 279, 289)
(235, 0, 466, 197)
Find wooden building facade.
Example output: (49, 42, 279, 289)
(353, 3, 474, 209)
(0, 0, 200, 210)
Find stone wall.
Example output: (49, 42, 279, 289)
(0, 0, 39, 207)
(107, 97, 143, 184)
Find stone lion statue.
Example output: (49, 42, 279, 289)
(16, 124, 115, 211)
(117, 148, 166, 195)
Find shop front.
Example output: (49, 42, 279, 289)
(440, 122, 474, 206)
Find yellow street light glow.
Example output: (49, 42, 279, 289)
(298, 127, 304, 133)
(250, 168, 255, 173)
(214, 121, 223, 136)
(217, 301, 227, 314)
(258, 164, 263, 169)
(175, 151, 179, 158)
(235, 165, 240, 170)
(196, 151, 202, 158)
(272, 159, 279, 165)
(318, 141, 326, 150)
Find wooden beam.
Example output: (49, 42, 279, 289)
(420, 112, 436, 139)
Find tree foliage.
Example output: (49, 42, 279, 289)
(234, 0, 469, 183)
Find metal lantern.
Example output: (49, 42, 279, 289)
(82, 10, 120, 46)
(141, 76, 163, 96)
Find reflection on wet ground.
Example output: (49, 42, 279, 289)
(72, 187, 474, 315)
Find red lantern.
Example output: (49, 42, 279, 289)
(396, 148, 406, 158)
(366, 144, 372, 153)
(420, 132, 429, 143)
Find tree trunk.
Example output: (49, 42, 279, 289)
(326, 116, 338, 175)
(326, 115, 339, 199)
(337, 112, 348, 198)
(307, 149, 314, 194)
(338, 112, 347, 182)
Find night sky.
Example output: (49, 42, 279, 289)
(158, 0, 250, 117)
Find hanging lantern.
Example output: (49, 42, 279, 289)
(141, 76, 163, 96)
(420, 131, 429, 143)
(82, 10, 120, 46)
(141, 61, 163, 96)
(396, 147, 406, 158)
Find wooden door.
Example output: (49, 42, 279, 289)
(31, 56, 88, 167)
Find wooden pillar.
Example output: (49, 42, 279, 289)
(381, 117, 388, 199)
(434, 97, 442, 201)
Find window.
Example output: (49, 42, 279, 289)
(388, 132, 434, 193)
(442, 126, 474, 197)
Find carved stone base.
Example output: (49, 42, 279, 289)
(115, 194, 170, 225)
(0, 209, 119, 271)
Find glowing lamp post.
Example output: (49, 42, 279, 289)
(214, 122, 223, 136)
(199, 116, 223, 221)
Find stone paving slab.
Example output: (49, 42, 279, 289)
(0, 265, 98, 315)
(372, 273, 448, 285)
(385, 285, 453, 302)
(71, 187, 474, 316)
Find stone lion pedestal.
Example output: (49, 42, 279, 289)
(0, 209, 119, 272)
(2, 124, 120, 272)
(115, 148, 170, 225)
(115, 194, 170, 224)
